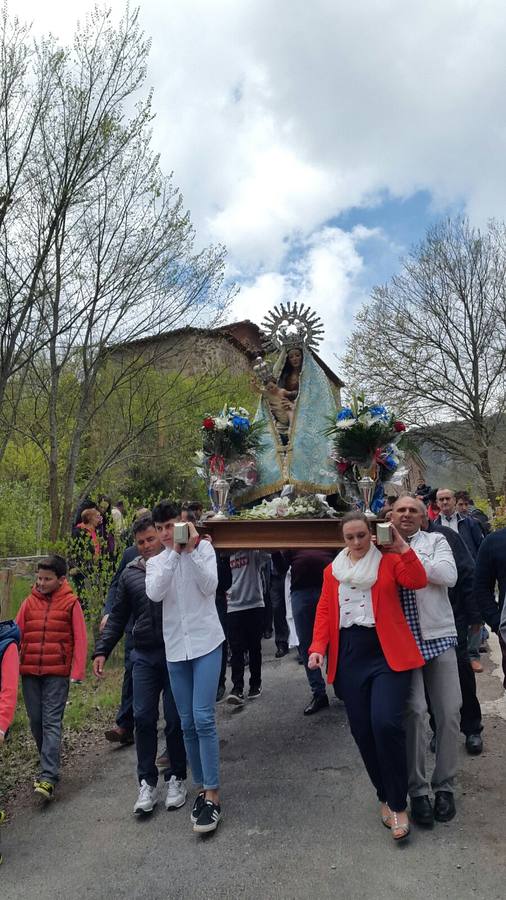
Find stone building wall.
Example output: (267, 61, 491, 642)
(114, 330, 254, 379)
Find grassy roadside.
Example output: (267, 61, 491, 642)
(1, 662, 124, 803)
(1, 575, 127, 805)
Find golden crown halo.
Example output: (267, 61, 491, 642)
(260, 302, 324, 353)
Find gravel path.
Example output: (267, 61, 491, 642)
(2, 638, 506, 899)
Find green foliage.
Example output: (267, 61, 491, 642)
(492, 496, 506, 530)
(10, 577, 33, 617)
(0, 482, 49, 557)
(67, 532, 128, 635)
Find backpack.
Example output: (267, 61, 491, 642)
(0, 620, 20, 673)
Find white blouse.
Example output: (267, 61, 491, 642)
(145, 540, 224, 662)
(339, 582, 375, 629)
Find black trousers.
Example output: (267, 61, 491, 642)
(336, 626, 412, 813)
(429, 624, 482, 737)
(215, 593, 228, 689)
(116, 631, 134, 731)
(227, 607, 263, 691)
(267, 572, 289, 646)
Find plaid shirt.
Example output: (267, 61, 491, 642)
(401, 587, 457, 662)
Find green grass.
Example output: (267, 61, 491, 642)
(1, 576, 129, 803)
(0, 661, 124, 801)
(9, 576, 32, 618)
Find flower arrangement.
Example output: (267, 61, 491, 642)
(238, 494, 337, 520)
(201, 405, 263, 474)
(326, 394, 408, 485)
(196, 405, 265, 515)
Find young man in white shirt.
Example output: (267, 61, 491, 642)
(146, 500, 224, 834)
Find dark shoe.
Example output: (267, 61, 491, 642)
(190, 791, 206, 824)
(275, 643, 289, 658)
(465, 733, 483, 755)
(216, 684, 226, 703)
(429, 733, 436, 753)
(248, 685, 262, 699)
(303, 694, 329, 716)
(410, 795, 434, 827)
(226, 688, 244, 706)
(434, 791, 456, 823)
(193, 799, 222, 834)
(104, 725, 134, 745)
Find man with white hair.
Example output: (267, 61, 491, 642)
(390, 496, 460, 827)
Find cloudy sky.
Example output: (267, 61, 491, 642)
(16, 1, 506, 366)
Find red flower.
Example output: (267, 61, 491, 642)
(393, 421, 406, 432)
(337, 460, 350, 474)
(203, 417, 215, 430)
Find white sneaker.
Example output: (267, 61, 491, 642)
(165, 775, 188, 810)
(134, 779, 158, 814)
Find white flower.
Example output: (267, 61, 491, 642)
(336, 418, 356, 429)
(214, 416, 230, 430)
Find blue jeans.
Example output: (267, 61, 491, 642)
(291, 586, 327, 697)
(167, 645, 221, 790)
(132, 647, 186, 787)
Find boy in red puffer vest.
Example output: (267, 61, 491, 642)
(16, 556, 87, 800)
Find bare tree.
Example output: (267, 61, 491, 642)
(1, 5, 233, 538)
(342, 217, 506, 506)
(0, 9, 58, 439)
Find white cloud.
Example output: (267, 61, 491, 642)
(14, 0, 506, 355)
(233, 226, 379, 362)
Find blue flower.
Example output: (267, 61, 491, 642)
(383, 454, 397, 470)
(368, 404, 388, 420)
(337, 407, 354, 421)
(232, 415, 250, 432)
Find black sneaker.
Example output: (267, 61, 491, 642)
(193, 799, 222, 833)
(248, 685, 262, 699)
(216, 684, 226, 703)
(190, 791, 206, 824)
(226, 688, 244, 706)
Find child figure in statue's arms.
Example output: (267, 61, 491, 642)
(262, 377, 297, 436)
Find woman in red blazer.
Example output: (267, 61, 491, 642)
(308, 511, 427, 841)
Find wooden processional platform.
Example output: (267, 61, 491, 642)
(197, 517, 348, 550)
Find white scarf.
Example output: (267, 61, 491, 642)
(332, 543, 382, 589)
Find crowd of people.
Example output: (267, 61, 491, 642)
(1, 484, 506, 858)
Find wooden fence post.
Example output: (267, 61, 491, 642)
(0, 568, 14, 619)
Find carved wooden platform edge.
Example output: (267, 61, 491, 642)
(197, 517, 353, 549)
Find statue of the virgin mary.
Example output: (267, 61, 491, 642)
(244, 302, 340, 502)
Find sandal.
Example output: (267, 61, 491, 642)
(380, 802, 391, 828)
(391, 810, 410, 842)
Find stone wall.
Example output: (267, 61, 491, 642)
(114, 330, 254, 379)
